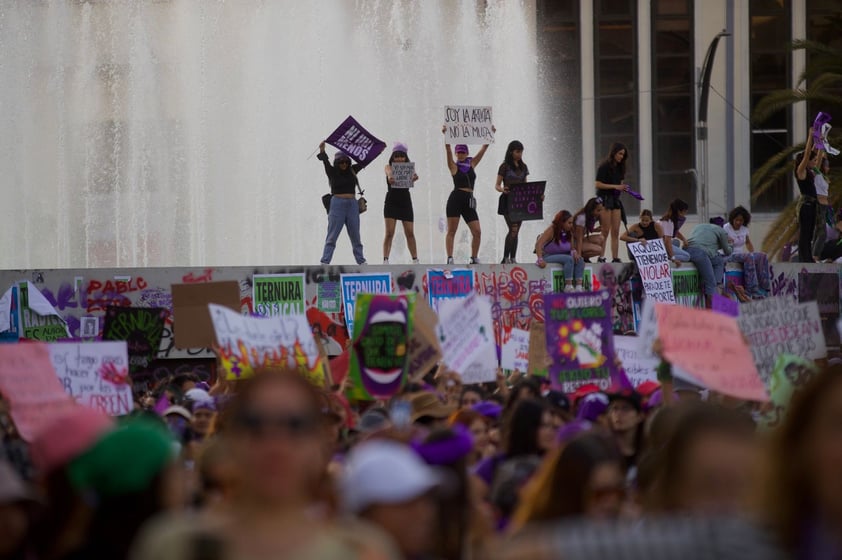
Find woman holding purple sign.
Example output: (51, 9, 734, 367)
(535, 210, 584, 292)
(496, 140, 530, 264)
(317, 141, 367, 266)
(595, 143, 630, 263)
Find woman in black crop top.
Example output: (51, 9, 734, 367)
(442, 125, 493, 265)
(595, 143, 631, 263)
(383, 143, 419, 264)
(317, 141, 367, 265)
(795, 127, 820, 263)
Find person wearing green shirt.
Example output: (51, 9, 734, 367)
(686, 220, 733, 306)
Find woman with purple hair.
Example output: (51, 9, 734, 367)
(383, 143, 419, 264)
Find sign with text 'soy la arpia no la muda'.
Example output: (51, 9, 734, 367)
(209, 304, 325, 385)
(543, 291, 617, 393)
(348, 293, 415, 400)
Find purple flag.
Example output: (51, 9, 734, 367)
(625, 187, 644, 201)
(324, 116, 387, 169)
(813, 112, 839, 156)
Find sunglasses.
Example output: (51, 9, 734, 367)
(233, 410, 321, 439)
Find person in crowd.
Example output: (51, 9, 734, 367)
(607, 389, 645, 475)
(621, 209, 664, 260)
(409, 391, 455, 432)
(572, 197, 606, 262)
(535, 210, 584, 292)
(759, 364, 842, 557)
(795, 127, 820, 263)
(489, 455, 543, 532)
(502, 378, 542, 419)
(812, 153, 832, 259)
(443, 126, 493, 265)
(544, 390, 572, 430)
(194, 437, 236, 513)
(495, 140, 530, 263)
(723, 206, 771, 298)
(459, 386, 485, 410)
(659, 198, 690, 263)
(686, 219, 733, 306)
(382, 143, 419, 264)
(576, 392, 611, 427)
(818, 210, 842, 263)
(595, 142, 630, 263)
(509, 432, 625, 531)
(450, 409, 492, 467)
(435, 369, 463, 406)
(0, 460, 37, 560)
(317, 141, 367, 265)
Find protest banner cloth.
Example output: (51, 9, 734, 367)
(0, 343, 76, 441)
(48, 341, 134, 416)
(427, 269, 474, 313)
(437, 293, 497, 384)
(347, 294, 415, 400)
(501, 326, 530, 372)
(390, 162, 415, 189)
(758, 354, 818, 430)
(407, 298, 442, 381)
(711, 293, 740, 317)
(340, 273, 392, 338)
(737, 296, 826, 385)
(209, 304, 324, 385)
(443, 105, 495, 144)
(171, 281, 241, 349)
(543, 291, 618, 393)
(16, 281, 70, 341)
(102, 307, 167, 373)
(253, 273, 306, 317)
(506, 181, 546, 222)
(324, 116, 387, 169)
(655, 303, 768, 402)
(0, 286, 20, 342)
(613, 335, 659, 387)
(627, 240, 676, 303)
(527, 322, 549, 377)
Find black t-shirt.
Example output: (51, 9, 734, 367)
(596, 162, 623, 196)
(318, 152, 360, 195)
(795, 169, 817, 197)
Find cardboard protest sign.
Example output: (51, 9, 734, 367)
(347, 294, 414, 400)
(437, 293, 497, 384)
(444, 105, 495, 144)
(506, 181, 546, 222)
(627, 240, 676, 303)
(171, 281, 241, 349)
(613, 335, 659, 387)
(711, 294, 740, 317)
(325, 116, 387, 169)
(407, 298, 442, 380)
(527, 321, 549, 377)
(390, 162, 415, 189)
(0, 343, 76, 441)
(656, 303, 768, 401)
(102, 307, 167, 373)
(543, 292, 617, 392)
(48, 341, 134, 416)
(253, 274, 306, 317)
(758, 354, 818, 430)
(0, 286, 20, 343)
(18, 281, 70, 341)
(737, 296, 826, 385)
(427, 269, 474, 313)
(340, 273, 392, 338)
(209, 304, 324, 385)
(501, 327, 530, 372)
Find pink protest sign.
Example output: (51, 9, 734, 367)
(655, 303, 768, 402)
(0, 343, 76, 441)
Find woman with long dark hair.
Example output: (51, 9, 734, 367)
(535, 210, 584, 292)
(595, 143, 630, 263)
(572, 197, 606, 262)
(382, 143, 419, 264)
(659, 198, 690, 263)
(317, 141, 367, 265)
(795, 127, 821, 262)
(496, 140, 530, 263)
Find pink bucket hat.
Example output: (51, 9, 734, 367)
(30, 406, 114, 475)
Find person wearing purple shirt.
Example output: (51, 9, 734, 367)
(535, 210, 584, 292)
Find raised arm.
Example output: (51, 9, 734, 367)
(317, 141, 334, 178)
(797, 127, 815, 180)
(471, 125, 496, 168)
(443, 126, 457, 175)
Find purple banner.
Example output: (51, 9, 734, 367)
(506, 181, 546, 222)
(324, 116, 387, 169)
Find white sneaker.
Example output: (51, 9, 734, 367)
(574, 285, 584, 292)
(383, 258, 389, 264)
(470, 257, 480, 265)
(412, 258, 420, 264)
(446, 257, 454, 265)
(564, 284, 575, 293)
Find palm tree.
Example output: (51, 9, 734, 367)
(752, 20, 842, 260)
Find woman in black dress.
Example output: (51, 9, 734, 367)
(595, 143, 630, 263)
(383, 143, 419, 264)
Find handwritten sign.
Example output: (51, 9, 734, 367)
(737, 296, 826, 385)
(325, 116, 387, 168)
(390, 162, 415, 189)
(543, 292, 617, 393)
(501, 327, 530, 372)
(656, 303, 768, 401)
(427, 269, 474, 313)
(438, 293, 497, 383)
(209, 304, 324, 384)
(0, 343, 76, 441)
(102, 307, 167, 373)
(253, 274, 306, 317)
(506, 181, 546, 222)
(613, 335, 659, 387)
(340, 273, 392, 338)
(48, 341, 134, 416)
(444, 105, 495, 144)
(627, 240, 676, 303)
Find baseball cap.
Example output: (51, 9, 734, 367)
(572, 383, 601, 404)
(576, 392, 610, 422)
(341, 440, 439, 513)
(454, 144, 469, 154)
(545, 390, 571, 413)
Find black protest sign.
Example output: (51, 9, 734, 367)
(507, 181, 546, 221)
(102, 307, 168, 374)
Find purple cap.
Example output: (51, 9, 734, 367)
(392, 142, 408, 155)
(334, 151, 352, 162)
(454, 144, 469, 154)
(411, 424, 474, 466)
(576, 392, 609, 422)
(473, 401, 503, 420)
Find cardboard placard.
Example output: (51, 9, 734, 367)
(613, 335, 659, 387)
(171, 281, 241, 349)
(506, 181, 546, 222)
(527, 321, 549, 377)
(390, 162, 415, 189)
(501, 327, 530, 372)
(437, 293, 497, 383)
(627, 240, 676, 303)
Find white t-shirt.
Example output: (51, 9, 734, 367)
(575, 213, 587, 228)
(815, 173, 830, 197)
(723, 223, 749, 254)
(658, 220, 675, 238)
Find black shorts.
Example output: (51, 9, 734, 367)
(446, 190, 479, 223)
(384, 203, 414, 222)
(597, 190, 623, 211)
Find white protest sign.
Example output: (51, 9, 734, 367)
(390, 162, 415, 189)
(737, 296, 826, 385)
(48, 341, 134, 416)
(437, 293, 497, 383)
(444, 105, 495, 144)
(613, 335, 659, 387)
(501, 327, 530, 372)
(628, 240, 675, 303)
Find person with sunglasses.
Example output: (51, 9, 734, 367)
(318, 141, 367, 266)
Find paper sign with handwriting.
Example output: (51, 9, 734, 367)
(390, 162, 415, 189)
(48, 341, 134, 416)
(627, 240, 675, 303)
(613, 335, 659, 387)
(444, 105, 494, 144)
(501, 327, 530, 372)
(656, 303, 767, 401)
(437, 293, 497, 383)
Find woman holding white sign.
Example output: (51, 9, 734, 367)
(535, 210, 584, 292)
(496, 140, 529, 264)
(383, 143, 419, 264)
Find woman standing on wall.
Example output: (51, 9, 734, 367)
(595, 143, 630, 263)
(383, 143, 419, 264)
(795, 127, 820, 263)
(496, 140, 530, 263)
(811, 152, 831, 259)
(443, 126, 494, 265)
(317, 141, 366, 265)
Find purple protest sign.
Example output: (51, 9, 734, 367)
(506, 181, 546, 222)
(325, 116, 387, 169)
(711, 293, 739, 318)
